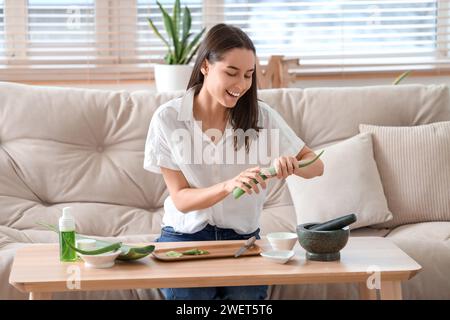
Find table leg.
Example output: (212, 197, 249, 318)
(29, 292, 53, 300)
(359, 282, 378, 300)
(380, 281, 402, 300)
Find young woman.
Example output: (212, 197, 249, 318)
(144, 23, 324, 300)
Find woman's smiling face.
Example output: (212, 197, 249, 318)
(202, 48, 255, 108)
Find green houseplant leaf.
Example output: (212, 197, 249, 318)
(147, 17, 172, 58)
(172, 0, 181, 40)
(157, 1, 180, 63)
(178, 6, 192, 63)
(147, 0, 205, 64)
(181, 6, 191, 42)
(181, 26, 205, 64)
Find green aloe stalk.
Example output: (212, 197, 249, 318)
(63, 237, 122, 255)
(147, 0, 205, 64)
(393, 71, 411, 85)
(233, 150, 325, 199)
(37, 222, 155, 261)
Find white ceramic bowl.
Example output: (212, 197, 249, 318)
(79, 250, 121, 269)
(76, 239, 97, 257)
(76, 239, 96, 250)
(260, 250, 295, 264)
(266, 232, 298, 251)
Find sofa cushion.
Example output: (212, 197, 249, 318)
(0, 83, 160, 208)
(387, 222, 450, 299)
(0, 82, 183, 236)
(286, 133, 393, 229)
(0, 198, 165, 237)
(360, 121, 450, 228)
(258, 85, 450, 150)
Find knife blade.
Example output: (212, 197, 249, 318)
(234, 236, 256, 258)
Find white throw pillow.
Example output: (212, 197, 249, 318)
(359, 121, 450, 228)
(286, 132, 393, 229)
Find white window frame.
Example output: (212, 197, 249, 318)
(4, 0, 27, 60)
(437, 0, 450, 60)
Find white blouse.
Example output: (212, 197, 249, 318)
(143, 88, 305, 234)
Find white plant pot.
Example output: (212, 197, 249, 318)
(154, 64, 194, 92)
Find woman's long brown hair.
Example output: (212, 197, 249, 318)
(187, 23, 260, 152)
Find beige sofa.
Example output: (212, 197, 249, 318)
(0, 81, 449, 299)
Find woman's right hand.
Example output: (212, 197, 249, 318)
(223, 166, 267, 195)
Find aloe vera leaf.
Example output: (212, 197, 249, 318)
(76, 236, 155, 260)
(117, 244, 155, 261)
(233, 150, 325, 199)
(182, 248, 209, 255)
(37, 222, 155, 260)
(36, 221, 59, 233)
(393, 71, 411, 85)
(62, 235, 121, 255)
(166, 251, 183, 257)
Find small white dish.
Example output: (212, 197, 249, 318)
(76, 239, 97, 257)
(76, 239, 96, 250)
(260, 250, 295, 264)
(266, 232, 298, 251)
(79, 250, 121, 269)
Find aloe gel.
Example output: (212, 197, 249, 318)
(59, 207, 77, 262)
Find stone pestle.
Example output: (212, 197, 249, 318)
(308, 214, 357, 231)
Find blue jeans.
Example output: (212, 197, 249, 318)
(156, 224, 268, 300)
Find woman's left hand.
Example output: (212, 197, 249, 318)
(273, 156, 300, 179)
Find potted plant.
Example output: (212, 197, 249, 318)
(148, 0, 206, 92)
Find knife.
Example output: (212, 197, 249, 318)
(234, 236, 256, 258)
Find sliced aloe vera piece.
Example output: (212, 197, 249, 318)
(166, 251, 183, 258)
(116, 244, 156, 261)
(37, 222, 155, 260)
(182, 248, 209, 255)
(75, 235, 155, 261)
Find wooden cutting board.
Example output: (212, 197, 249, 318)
(152, 241, 262, 262)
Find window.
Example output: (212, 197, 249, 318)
(27, 0, 96, 72)
(0, 0, 4, 53)
(208, 0, 450, 74)
(0, 0, 449, 82)
(0, 0, 204, 81)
